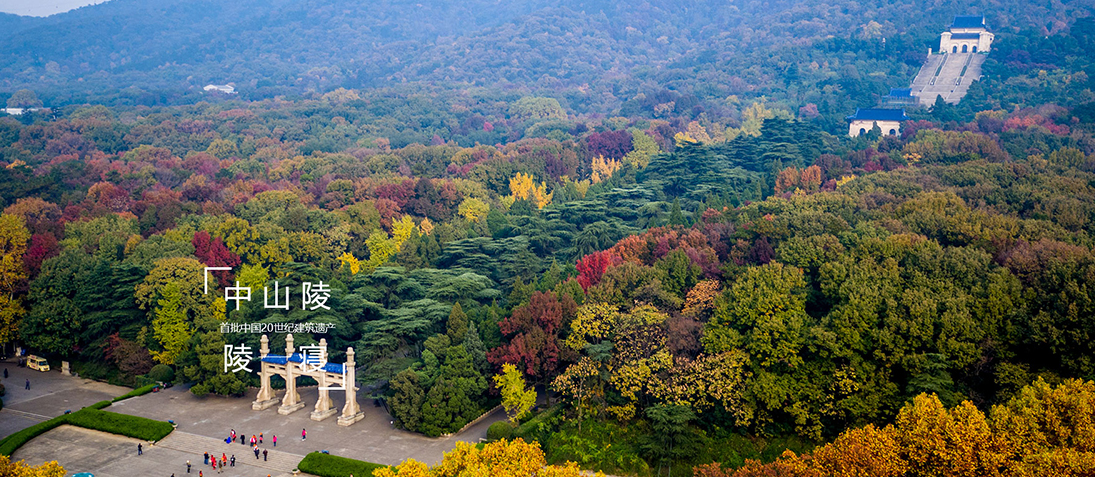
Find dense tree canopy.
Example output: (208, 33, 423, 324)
(0, 4, 1093, 475)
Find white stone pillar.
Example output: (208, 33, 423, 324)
(310, 339, 336, 420)
(278, 334, 305, 415)
(253, 334, 279, 410)
(338, 347, 364, 426)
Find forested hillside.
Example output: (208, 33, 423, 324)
(2, 1, 1095, 476)
(2, 0, 1091, 132)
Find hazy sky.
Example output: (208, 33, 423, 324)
(0, 0, 108, 17)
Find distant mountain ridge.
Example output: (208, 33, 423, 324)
(0, 0, 1086, 106)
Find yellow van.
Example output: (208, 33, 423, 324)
(27, 355, 49, 372)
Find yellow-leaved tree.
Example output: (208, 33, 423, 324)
(337, 252, 362, 275)
(590, 155, 621, 184)
(135, 257, 210, 365)
(506, 173, 552, 209)
(457, 198, 490, 222)
(375, 439, 600, 477)
(419, 217, 435, 236)
(623, 130, 660, 169)
(151, 282, 191, 365)
(696, 378, 1095, 476)
(0, 456, 65, 477)
(0, 214, 29, 344)
(724, 101, 793, 140)
(364, 215, 417, 272)
(493, 363, 537, 424)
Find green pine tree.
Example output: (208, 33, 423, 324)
(447, 302, 469, 344)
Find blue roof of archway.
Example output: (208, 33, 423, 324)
(261, 353, 345, 374)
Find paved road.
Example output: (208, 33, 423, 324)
(108, 384, 506, 467)
(13, 425, 298, 477)
(0, 361, 130, 440)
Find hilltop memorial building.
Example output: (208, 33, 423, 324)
(939, 15, 994, 54)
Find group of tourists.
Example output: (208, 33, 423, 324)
(136, 426, 311, 475)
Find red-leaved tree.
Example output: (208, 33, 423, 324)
(576, 250, 612, 290)
(192, 230, 241, 285)
(488, 291, 575, 386)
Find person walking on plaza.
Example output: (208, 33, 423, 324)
(221, 456, 226, 468)
(251, 434, 256, 446)
(263, 449, 267, 461)
(211, 459, 216, 472)
(302, 428, 306, 440)
(203, 452, 209, 465)
(24, 379, 29, 390)
(230, 429, 236, 442)
(186, 460, 191, 473)
(230, 455, 235, 467)
(221, 453, 226, 465)
(272, 434, 277, 446)
(3, 368, 7, 378)
(138, 443, 143, 455)
(259, 432, 263, 444)
(253, 445, 260, 459)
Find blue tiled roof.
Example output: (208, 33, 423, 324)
(846, 108, 908, 122)
(952, 15, 985, 29)
(261, 354, 345, 374)
(888, 88, 912, 97)
(950, 32, 982, 40)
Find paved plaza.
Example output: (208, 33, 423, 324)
(108, 384, 504, 467)
(0, 361, 131, 440)
(13, 425, 298, 477)
(2, 364, 506, 476)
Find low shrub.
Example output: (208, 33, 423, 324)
(148, 364, 175, 383)
(65, 409, 174, 442)
(297, 451, 389, 477)
(487, 420, 514, 440)
(135, 375, 157, 388)
(112, 384, 157, 402)
(0, 388, 174, 457)
(512, 404, 560, 442)
(0, 416, 66, 456)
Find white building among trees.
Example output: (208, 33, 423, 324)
(939, 15, 994, 54)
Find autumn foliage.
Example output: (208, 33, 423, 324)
(697, 379, 1095, 477)
(0, 456, 65, 477)
(375, 438, 600, 477)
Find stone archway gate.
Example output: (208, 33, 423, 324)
(251, 334, 365, 426)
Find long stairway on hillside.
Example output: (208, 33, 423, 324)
(910, 52, 986, 106)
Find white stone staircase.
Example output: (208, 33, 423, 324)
(911, 52, 986, 106)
